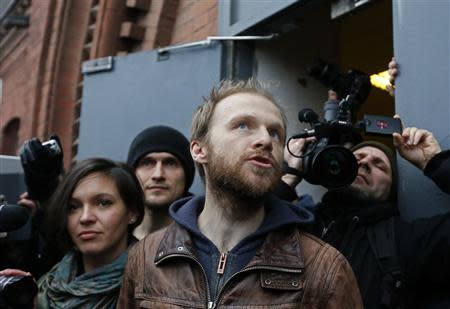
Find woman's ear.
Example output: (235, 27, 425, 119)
(190, 140, 208, 164)
(127, 210, 138, 225)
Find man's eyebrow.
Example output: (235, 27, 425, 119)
(163, 157, 180, 164)
(268, 122, 284, 131)
(373, 157, 388, 167)
(228, 114, 255, 123)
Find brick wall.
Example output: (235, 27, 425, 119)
(0, 1, 53, 155)
(0, 0, 219, 163)
(171, 0, 217, 45)
(48, 0, 91, 167)
(134, 0, 218, 51)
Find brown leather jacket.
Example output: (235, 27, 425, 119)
(118, 223, 363, 308)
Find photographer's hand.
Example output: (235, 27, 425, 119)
(0, 269, 32, 277)
(17, 192, 38, 216)
(0, 269, 37, 308)
(20, 135, 64, 202)
(328, 90, 339, 101)
(282, 138, 310, 188)
(393, 116, 441, 170)
(386, 57, 398, 96)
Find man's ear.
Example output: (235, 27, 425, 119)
(191, 140, 208, 164)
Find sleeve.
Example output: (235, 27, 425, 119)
(117, 244, 139, 308)
(322, 253, 364, 309)
(273, 180, 299, 202)
(396, 213, 450, 285)
(423, 150, 450, 194)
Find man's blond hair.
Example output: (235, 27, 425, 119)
(190, 78, 287, 179)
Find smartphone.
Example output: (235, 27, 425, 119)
(363, 115, 402, 136)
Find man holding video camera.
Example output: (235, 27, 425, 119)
(278, 123, 450, 308)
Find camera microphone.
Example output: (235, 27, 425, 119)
(0, 204, 30, 233)
(298, 108, 319, 124)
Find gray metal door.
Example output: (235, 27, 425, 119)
(219, 0, 299, 35)
(393, 2, 450, 308)
(78, 43, 223, 195)
(393, 1, 450, 220)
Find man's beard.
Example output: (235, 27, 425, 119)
(206, 147, 282, 217)
(329, 185, 379, 205)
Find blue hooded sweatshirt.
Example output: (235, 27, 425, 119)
(169, 194, 314, 301)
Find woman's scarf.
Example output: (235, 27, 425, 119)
(37, 249, 128, 309)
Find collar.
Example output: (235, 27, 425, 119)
(154, 222, 305, 271)
(168, 195, 314, 247)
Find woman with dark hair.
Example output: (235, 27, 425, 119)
(35, 158, 145, 308)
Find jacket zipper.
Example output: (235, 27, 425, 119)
(209, 265, 303, 309)
(155, 253, 212, 308)
(216, 252, 227, 275)
(321, 220, 335, 238)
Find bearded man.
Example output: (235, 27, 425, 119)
(118, 80, 363, 308)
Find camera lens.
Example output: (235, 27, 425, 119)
(312, 146, 358, 188)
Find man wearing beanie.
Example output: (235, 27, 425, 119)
(277, 124, 450, 309)
(127, 125, 195, 238)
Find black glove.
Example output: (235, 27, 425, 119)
(20, 135, 64, 201)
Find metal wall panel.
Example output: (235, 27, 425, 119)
(219, 0, 299, 35)
(0, 155, 25, 202)
(393, 1, 450, 221)
(78, 44, 223, 195)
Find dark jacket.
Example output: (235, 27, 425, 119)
(424, 150, 450, 194)
(275, 150, 450, 308)
(118, 196, 363, 308)
(310, 193, 450, 309)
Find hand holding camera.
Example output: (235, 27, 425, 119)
(282, 137, 315, 187)
(0, 269, 37, 308)
(20, 135, 64, 202)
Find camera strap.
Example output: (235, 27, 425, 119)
(282, 161, 304, 178)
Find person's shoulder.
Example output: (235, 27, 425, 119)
(128, 225, 171, 257)
(297, 230, 346, 265)
(298, 230, 330, 250)
(125, 225, 174, 272)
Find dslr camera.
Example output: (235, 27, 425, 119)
(42, 138, 62, 156)
(288, 59, 401, 188)
(0, 274, 37, 308)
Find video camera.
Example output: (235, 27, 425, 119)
(287, 59, 401, 188)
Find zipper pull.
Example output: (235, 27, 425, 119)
(208, 301, 215, 309)
(217, 252, 228, 275)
